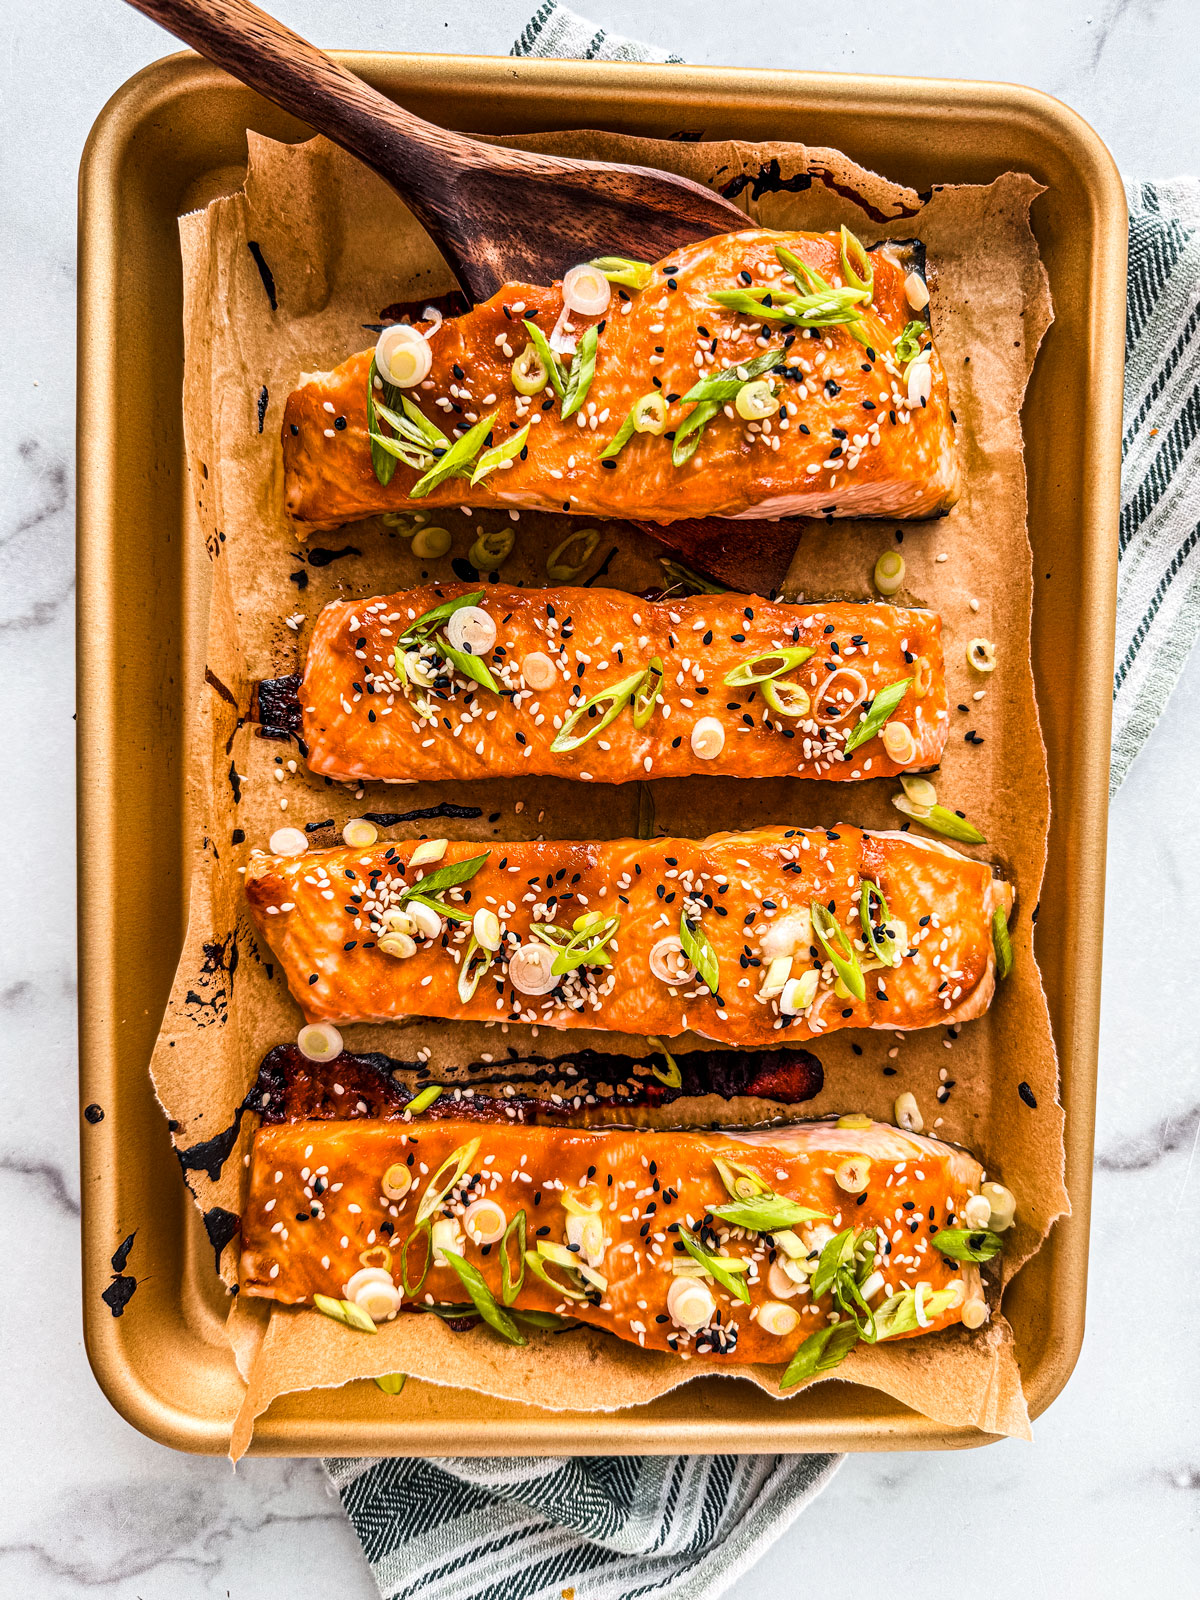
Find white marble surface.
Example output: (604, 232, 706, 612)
(2, 1, 1198, 1594)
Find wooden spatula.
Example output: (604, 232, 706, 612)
(123, 0, 748, 300)
(122, 0, 801, 591)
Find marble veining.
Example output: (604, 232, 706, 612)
(2, 1, 1196, 1596)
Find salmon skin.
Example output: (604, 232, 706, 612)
(282, 229, 960, 530)
(239, 1117, 996, 1370)
(244, 825, 1011, 1045)
(301, 583, 947, 785)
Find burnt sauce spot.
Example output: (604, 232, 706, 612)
(289, 567, 309, 591)
(177, 1107, 246, 1182)
(362, 802, 484, 826)
(378, 289, 469, 325)
(204, 667, 239, 711)
(254, 673, 303, 739)
(251, 1040, 823, 1126)
(583, 547, 619, 587)
(257, 384, 269, 434)
(111, 1232, 137, 1272)
(102, 1275, 138, 1317)
(247, 241, 277, 310)
(720, 160, 813, 202)
(307, 545, 361, 568)
(451, 557, 479, 583)
(201, 933, 238, 976)
(203, 1207, 241, 1273)
(228, 761, 241, 805)
(84, 1103, 105, 1124)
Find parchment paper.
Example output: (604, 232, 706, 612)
(156, 128, 1061, 1457)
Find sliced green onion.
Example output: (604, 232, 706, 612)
(369, 430, 434, 471)
(414, 1136, 481, 1226)
(589, 255, 653, 290)
(724, 644, 814, 688)
(680, 347, 784, 407)
(710, 285, 868, 329)
(438, 633, 500, 695)
(526, 923, 574, 951)
(409, 412, 496, 499)
(832, 1264, 877, 1343)
(406, 1084, 443, 1115)
(873, 549, 906, 596)
(500, 1209, 527, 1305)
(374, 1372, 407, 1395)
(544, 913, 621, 976)
(511, 1309, 577, 1330)
(314, 1293, 378, 1334)
(599, 391, 665, 460)
(873, 1285, 958, 1341)
(677, 1228, 750, 1304)
(468, 526, 515, 571)
(894, 320, 928, 363)
(762, 679, 810, 717)
(367, 357, 400, 487)
(646, 1035, 682, 1089)
(511, 342, 549, 396)
(891, 794, 987, 844)
(671, 400, 719, 467)
(859, 879, 894, 965)
(401, 1223, 432, 1296)
(632, 657, 664, 729)
(439, 1249, 527, 1345)
(457, 936, 492, 1003)
(810, 903, 865, 1001)
(809, 1226, 860, 1301)
(779, 1319, 860, 1389)
(407, 892, 470, 924)
(932, 1228, 1004, 1263)
(537, 1239, 608, 1292)
(679, 913, 720, 994)
(375, 398, 444, 455)
(546, 527, 601, 582)
(658, 558, 726, 595)
(470, 422, 531, 487)
(713, 1155, 774, 1202)
(412, 526, 452, 559)
(843, 676, 911, 754)
(839, 225, 874, 298)
(400, 851, 489, 906)
(524, 1247, 589, 1301)
(550, 670, 642, 753)
(560, 325, 598, 421)
(403, 590, 486, 644)
(521, 319, 565, 397)
(712, 1196, 828, 1233)
(992, 908, 1014, 979)
(775, 243, 832, 297)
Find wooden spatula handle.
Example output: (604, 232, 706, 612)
(124, 0, 490, 215)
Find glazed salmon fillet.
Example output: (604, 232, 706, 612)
(239, 1117, 998, 1371)
(282, 229, 960, 530)
(244, 826, 1011, 1044)
(300, 583, 947, 785)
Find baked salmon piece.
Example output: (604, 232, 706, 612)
(244, 826, 1012, 1045)
(282, 229, 960, 530)
(240, 1117, 1013, 1374)
(297, 583, 947, 785)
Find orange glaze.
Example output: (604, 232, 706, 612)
(244, 825, 1012, 1042)
(282, 230, 960, 530)
(240, 1118, 989, 1366)
(301, 583, 947, 785)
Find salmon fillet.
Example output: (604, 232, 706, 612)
(301, 583, 947, 785)
(282, 229, 960, 530)
(244, 825, 1011, 1044)
(239, 1117, 993, 1369)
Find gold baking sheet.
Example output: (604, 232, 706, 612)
(77, 53, 1125, 1454)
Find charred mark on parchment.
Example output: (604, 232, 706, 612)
(247, 241, 277, 310)
(177, 1106, 247, 1183)
(184, 986, 227, 1025)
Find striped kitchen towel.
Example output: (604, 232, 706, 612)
(326, 1452, 840, 1600)
(1112, 178, 1200, 792)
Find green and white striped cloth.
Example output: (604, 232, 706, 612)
(324, 10, 1200, 1597)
